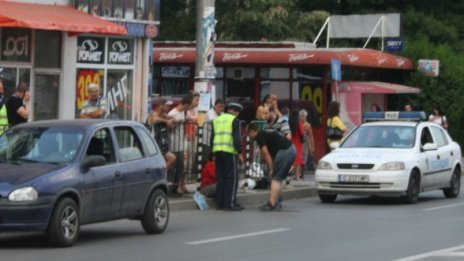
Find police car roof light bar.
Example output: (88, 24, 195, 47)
(362, 111, 426, 122)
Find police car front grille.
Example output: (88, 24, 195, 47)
(329, 182, 381, 189)
(337, 164, 374, 170)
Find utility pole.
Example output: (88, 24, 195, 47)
(194, 0, 216, 108)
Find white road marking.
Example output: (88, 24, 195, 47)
(395, 245, 464, 261)
(186, 228, 290, 245)
(422, 202, 464, 211)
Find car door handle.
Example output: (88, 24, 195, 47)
(114, 171, 122, 179)
(145, 168, 155, 174)
(437, 155, 440, 160)
(451, 151, 454, 156)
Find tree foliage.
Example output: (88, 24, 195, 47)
(159, 0, 464, 146)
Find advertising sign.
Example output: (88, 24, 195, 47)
(331, 59, 341, 81)
(418, 59, 440, 77)
(385, 38, 403, 52)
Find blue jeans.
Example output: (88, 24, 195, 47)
(273, 145, 296, 181)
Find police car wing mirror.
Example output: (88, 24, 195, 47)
(422, 143, 438, 151)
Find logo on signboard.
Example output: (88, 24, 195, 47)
(78, 37, 105, 64)
(385, 38, 403, 52)
(159, 53, 183, 61)
(1, 29, 31, 62)
(145, 24, 158, 38)
(223, 53, 248, 62)
(109, 39, 132, 64)
(289, 53, 314, 62)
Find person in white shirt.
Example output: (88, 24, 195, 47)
(80, 83, 107, 119)
(167, 96, 190, 195)
(428, 105, 448, 129)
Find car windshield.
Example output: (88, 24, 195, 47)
(341, 125, 415, 148)
(0, 127, 85, 164)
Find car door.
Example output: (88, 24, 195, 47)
(80, 128, 119, 223)
(418, 126, 441, 189)
(113, 126, 154, 217)
(429, 125, 454, 187)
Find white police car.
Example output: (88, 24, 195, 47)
(315, 111, 462, 204)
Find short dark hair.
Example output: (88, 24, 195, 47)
(16, 82, 29, 93)
(214, 98, 224, 106)
(180, 96, 190, 105)
(247, 122, 260, 133)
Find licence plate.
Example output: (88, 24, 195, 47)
(338, 175, 369, 183)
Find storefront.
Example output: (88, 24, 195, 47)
(0, 0, 159, 122)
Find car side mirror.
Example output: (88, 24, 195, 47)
(81, 155, 106, 171)
(422, 143, 438, 151)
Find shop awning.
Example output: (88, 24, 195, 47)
(337, 81, 420, 94)
(0, 1, 127, 35)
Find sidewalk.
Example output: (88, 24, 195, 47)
(169, 173, 317, 212)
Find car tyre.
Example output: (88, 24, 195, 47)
(318, 193, 337, 203)
(443, 166, 461, 198)
(47, 198, 80, 247)
(141, 189, 169, 234)
(401, 170, 420, 204)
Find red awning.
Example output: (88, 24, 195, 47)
(0, 1, 127, 35)
(154, 46, 414, 70)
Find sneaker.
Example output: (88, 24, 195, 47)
(259, 201, 279, 211)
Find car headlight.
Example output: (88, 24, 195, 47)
(317, 160, 333, 170)
(8, 187, 38, 201)
(378, 162, 405, 171)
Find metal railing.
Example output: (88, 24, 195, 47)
(146, 120, 272, 185)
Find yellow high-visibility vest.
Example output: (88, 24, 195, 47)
(0, 104, 8, 134)
(212, 113, 238, 154)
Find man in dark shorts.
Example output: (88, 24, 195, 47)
(247, 122, 296, 211)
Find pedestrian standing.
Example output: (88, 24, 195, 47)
(80, 83, 107, 119)
(211, 102, 244, 211)
(6, 82, 30, 127)
(247, 122, 296, 211)
(0, 78, 8, 134)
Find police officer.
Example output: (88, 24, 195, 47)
(211, 102, 244, 211)
(0, 78, 8, 134)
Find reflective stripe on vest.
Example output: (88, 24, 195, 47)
(212, 113, 237, 154)
(0, 105, 8, 134)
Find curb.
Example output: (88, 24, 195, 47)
(169, 182, 317, 212)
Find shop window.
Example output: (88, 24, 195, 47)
(153, 66, 190, 96)
(107, 70, 133, 120)
(260, 68, 290, 79)
(0, 67, 31, 98)
(34, 74, 60, 120)
(102, 0, 113, 17)
(225, 67, 255, 79)
(35, 30, 61, 69)
(260, 81, 290, 100)
(125, 0, 136, 19)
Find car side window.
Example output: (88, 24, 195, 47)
(420, 127, 434, 146)
(430, 126, 448, 147)
(135, 126, 158, 157)
(115, 126, 144, 162)
(86, 128, 116, 164)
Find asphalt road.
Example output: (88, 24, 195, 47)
(2, 190, 464, 261)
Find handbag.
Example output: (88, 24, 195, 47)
(326, 118, 344, 139)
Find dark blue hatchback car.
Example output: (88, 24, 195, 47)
(0, 120, 169, 247)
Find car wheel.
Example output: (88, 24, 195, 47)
(443, 166, 461, 198)
(401, 170, 420, 204)
(141, 189, 169, 234)
(318, 193, 337, 203)
(47, 198, 80, 247)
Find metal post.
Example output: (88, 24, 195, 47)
(195, 0, 216, 192)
